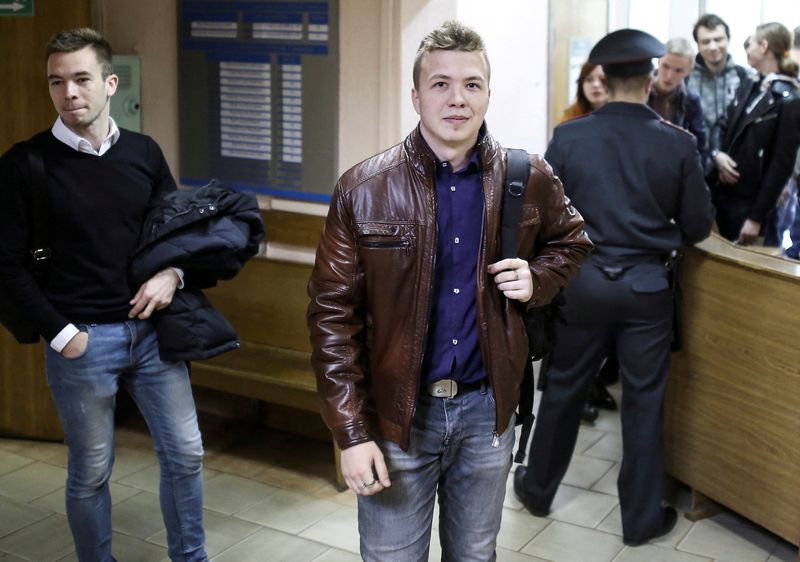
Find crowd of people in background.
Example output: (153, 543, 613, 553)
(563, 14, 800, 253)
(563, 15, 800, 426)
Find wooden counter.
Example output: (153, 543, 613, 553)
(664, 233, 800, 546)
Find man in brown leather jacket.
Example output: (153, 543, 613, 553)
(307, 20, 591, 561)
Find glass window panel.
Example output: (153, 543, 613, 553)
(704, 0, 761, 67)
(763, 0, 800, 35)
(629, 0, 670, 42)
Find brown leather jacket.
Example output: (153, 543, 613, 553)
(308, 126, 592, 451)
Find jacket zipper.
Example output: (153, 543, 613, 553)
(358, 239, 411, 249)
(407, 174, 438, 443)
(478, 173, 500, 445)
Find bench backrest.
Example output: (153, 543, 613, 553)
(203, 208, 324, 354)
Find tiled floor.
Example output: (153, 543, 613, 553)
(0, 385, 797, 562)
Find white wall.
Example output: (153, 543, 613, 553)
(668, 0, 700, 41)
(398, 0, 550, 155)
(399, 0, 459, 143)
(706, 0, 800, 68)
(458, 0, 550, 154)
(617, 0, 701, 42)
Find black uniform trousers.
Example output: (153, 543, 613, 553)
(520, 256, 673, 542)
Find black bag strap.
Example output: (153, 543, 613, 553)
(501, 149, 537, 463)
(25, 145, 51, 264)
(501, 149, 530, 259)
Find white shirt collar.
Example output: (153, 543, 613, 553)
(51, 117, 120, 156)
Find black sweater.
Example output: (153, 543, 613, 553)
(0, 129, 176, 341)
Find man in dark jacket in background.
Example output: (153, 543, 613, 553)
(514, 29, 714, 547)
(0, 29, 208, 561)
(648, 37, 708, 164)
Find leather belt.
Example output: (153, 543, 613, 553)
(426, 378, 486, 399)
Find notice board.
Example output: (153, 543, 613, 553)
(178, 0, 338, 202)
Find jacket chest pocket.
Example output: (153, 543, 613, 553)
(359, 238, 411, 250)
(356, 223, 416, 251)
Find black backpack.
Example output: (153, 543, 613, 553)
(501, 148, 564, 463)
(0, 145, 50, 344)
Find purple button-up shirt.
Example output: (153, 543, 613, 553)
(420, 148, 487, 386)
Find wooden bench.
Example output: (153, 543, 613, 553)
(189, 208, 344, 487)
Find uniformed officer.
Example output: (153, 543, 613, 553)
(514, 29, 715, 546)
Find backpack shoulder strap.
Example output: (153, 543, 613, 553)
(501, 149, 536, 463)
(501, 148, 531, 260)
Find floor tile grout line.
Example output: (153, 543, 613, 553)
(2, 407, 797, 562)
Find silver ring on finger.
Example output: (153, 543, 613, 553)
(360, 479, 377, 490)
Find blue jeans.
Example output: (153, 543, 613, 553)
(358, 386, 514, 562)
(45, 319, 207, 562)
(784, 179, 800, 258)
(764, 179, 796, 247)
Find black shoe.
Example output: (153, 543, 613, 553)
(513, 467, 550, 517)
(581, 403, 599, 423)
(623, 507, 678, 547)
(586, 380, 617, 410)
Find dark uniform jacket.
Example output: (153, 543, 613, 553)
(130, 183, 265, 361)
(307, 125, 593, 451)
(712, 73, 800, 223)
(545, 102, 715, 258)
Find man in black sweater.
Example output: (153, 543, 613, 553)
(0, 29, 208, 562)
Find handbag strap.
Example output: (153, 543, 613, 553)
(501, 148, 530, 259)
(25, 145, 51, 263)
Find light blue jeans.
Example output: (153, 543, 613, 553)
(358, 386, 514, 562)
(45, 319, 207, 562)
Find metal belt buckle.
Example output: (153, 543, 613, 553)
(428, 379, 457, 398)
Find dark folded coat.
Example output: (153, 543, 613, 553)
(130, 183, 265, 361)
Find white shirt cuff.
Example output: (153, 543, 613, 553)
(50, 324, 80, 353)
(172, 267, 185, 289)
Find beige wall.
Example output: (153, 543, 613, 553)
(338, 0, 400, 172)
(95, 0, 180, 173)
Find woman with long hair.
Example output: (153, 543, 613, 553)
(560, 62, 608, 123)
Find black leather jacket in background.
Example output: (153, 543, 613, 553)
(130, 183, 265, 361)
(713, 73, 800, 223)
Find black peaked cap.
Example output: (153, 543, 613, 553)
(589, 28, 666, 78)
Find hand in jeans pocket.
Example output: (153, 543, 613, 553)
(62, 331, 89, 359)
